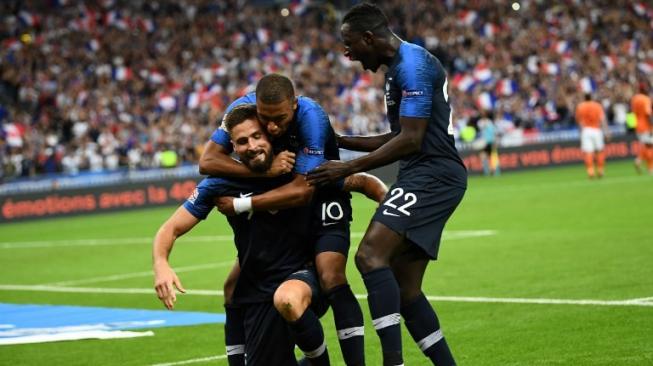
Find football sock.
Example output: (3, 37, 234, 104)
(596, 151, 605, 176)
(224, 305, 246, 366)
(401, 293, 456, 366)
(289, 309, 330, 366)
(583, 153, 595, 177)
(327, 284, 365, 366)
(362, 267, 403, 366)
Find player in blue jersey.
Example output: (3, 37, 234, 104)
(200, 74, 370, 366)
(307, 3, 467, 366)
(154, 105, 330, 365)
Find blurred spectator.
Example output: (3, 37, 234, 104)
(0, 0, 652, 181)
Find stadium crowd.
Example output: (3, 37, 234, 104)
(0, 0, 652, 179)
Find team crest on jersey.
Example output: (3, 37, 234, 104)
(187, 188, 199, 204)
(303, 147, 324, 155)
(402, 90, 424, 97)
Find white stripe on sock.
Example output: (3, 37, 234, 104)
(337, 326, 364, 340)
(417, 329, 443, 352)
(304, 340, 327, 358)
(372, 313, 401, 330)
(225, 344, 245, 355)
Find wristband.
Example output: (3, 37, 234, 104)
(233, 197, 253, 214)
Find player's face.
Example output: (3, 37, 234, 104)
(341, 23, 380, 72)
(256, 98, 297, 139)
(230, 118, 273, 172)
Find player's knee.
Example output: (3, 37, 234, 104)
(355, 243, 383, 274)
(273, 284, 311, 322)
(223, 277, 237, 306)
(399, 287, 422, 306)
(318, 269, 347, 291)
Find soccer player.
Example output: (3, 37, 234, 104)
(153, 104, 330, 365)
(307, 3, 467, 365)
(200, 74, 368, 366)
(575, 94, 609, 179)
(631, 91, 653, 174)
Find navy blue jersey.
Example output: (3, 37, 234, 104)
(183, 175, 313, 304)
(385, 42, 467, 188)
(210, 92, 340, 174)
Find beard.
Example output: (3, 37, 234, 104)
(243, 149, 272, 173)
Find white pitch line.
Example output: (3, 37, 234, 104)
(0, 230, 496, 250)
(625, 296, 653, 303)
(43, 261, 235, 287)
(1, 284, 651, 307)
(151, 355, 228, 366)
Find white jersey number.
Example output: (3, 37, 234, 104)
(383, 188, 417, 216)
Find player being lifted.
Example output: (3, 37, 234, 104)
(308, 3, 467, 366)
(200, 74, 386, 366)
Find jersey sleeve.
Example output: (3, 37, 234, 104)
(182, 178, 227, 220)
(295, 104, 330, 174)
(397, 50, 435, 118)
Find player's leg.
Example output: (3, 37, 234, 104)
(595, 131, 606, 178)
(223, 260, 245, 366)
(581, 128, 595, 178)
(391, 248, 456, 366)
(243, 302, 298, 366)
(355, 222, 412, 366)
(645, 142, 653, 174)
(634, 137, 644, 174)
(274, 276, 330, 365)
(316, 248, 364, 366)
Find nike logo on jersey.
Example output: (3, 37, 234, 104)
(322, 222, 338, 226)
(382, 209, 400, 217)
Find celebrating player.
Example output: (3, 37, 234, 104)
(307, 3, 467, 366)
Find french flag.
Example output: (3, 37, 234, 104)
(149, 70, 165, 84)
(290, 0, 310, 16)
(257, 28, 270, 44)
(541, 62, 560, 75)
(86, 38, 100, 52)
(4, 38, 22, 51)
(588, 39, 600, 53)
(353, 73, 372, 89)
(637, 61, 653, 75)
(496, 79, 518, 96)
(458, 10, 478, 26)
(158, 94, 177, 111)
(186, 91, 200, 109)
(632, 2, 648, 17)
(579, 77, 597, 94)
(274, 40, 290, 53)
(137, 17, 155, 33)
(453, 73, 476, 93)
(480, 23, 499, 38)
(473, 63, 493, 84)
(112, 66, 133, 81)
(476, 92, 496, 111)
(601, 55, 617, 71)
(553, 40, 570, 54)
(18, 11, 40, 27)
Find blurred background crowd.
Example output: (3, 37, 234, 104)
(1, 0, 652, 180)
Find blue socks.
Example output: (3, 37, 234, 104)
(289, 309, 330, 366)
(224, 305, 246, 366)
(327, 284, 365, 366)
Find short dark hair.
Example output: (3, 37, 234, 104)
(342, 2, 389, 34)
(223, 103, 258, 133)
(256, 74, 295, 104)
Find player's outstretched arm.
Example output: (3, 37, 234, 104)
(343, 172, 388, 202)
(199, 140, 295, 178)
(153, 206, 198, 310)
(337, 132, 395, 152)
(307, 117, 428, 186)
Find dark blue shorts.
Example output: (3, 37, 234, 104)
(286, 265, 329, 317)
(372, 179, 465, 259)
(311, 190, 352, 257)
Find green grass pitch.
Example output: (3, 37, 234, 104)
(1, 161, 652, 365)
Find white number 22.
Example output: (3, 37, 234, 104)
(383, 188, 417, 216)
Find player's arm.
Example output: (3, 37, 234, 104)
(307, 117, 427, 185)
(337, 132, 395, 152)
(343, 172, 388, 202)
(199, 140, 295, 178)
(153, 206, 198, 310)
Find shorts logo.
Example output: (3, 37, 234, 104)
(303, 147, 324, 155)
(382, 209, 400, 217)
(187, 188, 199, 204)
(402, 90, 424, 97)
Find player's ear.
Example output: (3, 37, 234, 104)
(362, 30, 375, 45)
(292, 97, 298, 111)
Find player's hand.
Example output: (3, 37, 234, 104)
(154, 261, 186, 310)
(215, 196, 236, 216)
(267, 151, 296, 177)
(306, 160, 352, 186)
